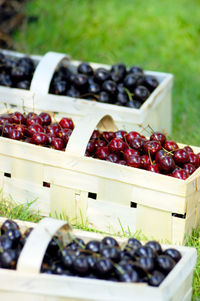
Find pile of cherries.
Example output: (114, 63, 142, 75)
(0, 219, 32, 270)
(86, 129, 200, 180)
(0, 219, 182, 286)
(0, 52, 35, 90)
(0, 111, 74, 151)
(42, 230, 181, 286)
(49, 61, 159, 108)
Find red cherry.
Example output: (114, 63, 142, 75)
(124, 148, 140, 158)
(183, 146, 193, 154)
(2, 123, 13, 137)
(114, 130, 127, 140)
(91, 130, 100, 140)
(117, 160, 127, 165)
(10, 112, 26, 124)
(197, 153, 200, 166)
(108, 138, 125, 154)
(51, 137, 65, 150)
(125, 131, 141, 145)
(158, 155, 175, 173)
(163, 141, 179, 152)
(171, 169, 189, 180)
(128, 137, 144, 151)
(86, 140, 96, 155)
(31, 133, 48, 145)
(183, 163, 196, 175)
(106, 153, 120, 163)
(126, 154, 142, 168)
(8, 129, 22, 140)
(95, 146, 110, 160)
(143, 140, 161, 156)
(27, 123, 44, 137)
(147, 163, 160, 173)
(141, 154, 151, 169)
(174, 149, 189, 165)
(39, 112, 52, 126)
(101, 131, 115, 142)
(46, 123, 60, 136)
(188, 153, 199, 168)
(26, 114, 42, 126)
(59, 117, 74, 130)
(57, 128, 72, 143)
(94, 139, 107, 149)
(150, 132, 166, 145)
(14, 124, 26, 137)
(0, 114, 11, 125)
(155, 149, 167, 163)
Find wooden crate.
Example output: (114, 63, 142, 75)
(0, 217, 197, 301)
(0, 49, 173, 134)
(0, 106, 199, 244)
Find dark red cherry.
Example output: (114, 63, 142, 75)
(183, 163, 196, 175)
(51, 137, 65, 150)
(188, 153, 199, 168)
(94, 139, 107, 149)
(143, 141, 161, 156)
(26, 115, 42, 126)
(117, 159, 127, 165)
(108, 138, 125, 154)
(163, 141, 179, 152)
(150, 132, 166, 145)
(171, 169, 188, 180)
(39, 112, 52, 126)
(95, 146, 110, 160)
(59, 117, 74, 130)
(101, 131, 115, 142)
(10, 112, 26, 124)
(2, 123, 13, 137)
(91, 130, 100, 140)
(46, 124, 60, 136)
(14, 124, 26, 137)
(147, 163, 160, 173)
(31, 133, 48, 145)
(159, 155, 175, 173)
(174, 149, 189, 165)
(183, 146, 193, 154)
(57, 128, 72, 144)
(125, 131, 141, 145)
(0, 114, 11, 125)
(128, 137, 144, 151)
(27, 123, 44, 137)
(106, 153, 120, 163)
(86, 140, 96, 155)
(8, 129, 22, 140)
(114, 130, 127, 140)
(126, 154, 142, 168)
(141, 154, 151, 169)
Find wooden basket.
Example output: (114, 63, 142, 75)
(0, 217, 197, 301)
(0, 106, 199, 244)
(0, 49, 173, 134)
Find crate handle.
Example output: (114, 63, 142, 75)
(65, 112, 118, 157)
(16, 217, 71, 274)
(30, 51, 71, 95)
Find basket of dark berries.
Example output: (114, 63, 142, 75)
(34, 51, 173, 134)
(0, 217, 197, 301)
(1, 50, 172, 134)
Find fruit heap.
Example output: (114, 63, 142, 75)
(0, 111, 74, 150)
(86, 129, 200, 180)
(42, 230, 181, 286)
(50, 62, 159, 109)
(0, 219, 32, 269)
(0, 52, 35, 90)
(0, 219, 182, 286)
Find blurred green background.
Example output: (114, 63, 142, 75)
(14, 0, 200, 145)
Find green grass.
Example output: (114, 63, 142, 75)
(14, 0, 200, 145)
(1, 0, 199, 298)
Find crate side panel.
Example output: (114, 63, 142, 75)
(87, 198, 137, 235)
(137, 205, 172, 242)
(3, 177, 50, 216)
(11, 158, 44, 185)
